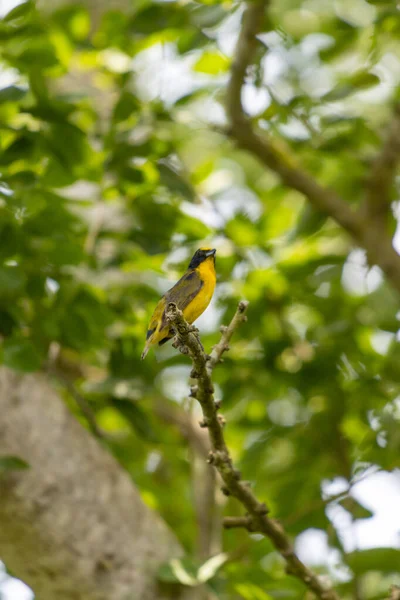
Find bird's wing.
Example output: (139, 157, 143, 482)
(161, 269, 203, 329)
(142, 269, 203, 358)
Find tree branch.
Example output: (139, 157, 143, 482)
(166, 302, 341, 600)
(226, 1, 400, 296)
(223, 516, 255, 531)
(363, 103, 400, 223)
(207, 300, 249, 372)
(226, 1, 360, 237)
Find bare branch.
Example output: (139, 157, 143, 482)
(363, 104, 400, 222)
(166, 302, 341, 600)
(207, 300, 249, 371)
(223, 516, 255, 531)
(225, 1, 400, 296)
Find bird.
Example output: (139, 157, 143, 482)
(141, 247, 217, 359)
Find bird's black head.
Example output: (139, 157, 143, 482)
(188, 247, 216, 269)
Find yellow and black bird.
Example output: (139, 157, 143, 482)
(141, 247, 217, 359)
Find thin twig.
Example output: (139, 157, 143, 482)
(166, 301, 340, 600)
(207, 300, 249, 372)
(225, 0, 400, 296)
(223, 516, 255, 531)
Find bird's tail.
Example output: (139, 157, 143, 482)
(141, 343, 150, 360)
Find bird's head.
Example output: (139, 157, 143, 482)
(188, 247, 216, 269)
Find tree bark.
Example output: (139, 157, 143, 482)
(0, 367, 196, 600)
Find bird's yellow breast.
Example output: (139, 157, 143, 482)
(183, 258, 216, 324)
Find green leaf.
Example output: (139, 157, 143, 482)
(193, 51, 230, 75)
(226, 215, 259, 246)
(197, 553, 229, 583)
(158, 557, 199, 586)
(158, 553, 228, 587)
(157, 162, 196, 202)
(0, 85, 27, 103)
(0, 266, 26, 298)
(324, 72, 380, 101)
(0, 310, 17, 336)
(110, 398, 158, 442)
(112, 91, 140, 123)
(56, 288, 113, 349)
(2, 337, 42, 372)
(234, 582, 273, 600)
(339, 497, 373, 519)
(0, 455, 29, 472)
(346, 548, 400, 575)
(3, 0, 34, 22)
(289, 204, 328, 241)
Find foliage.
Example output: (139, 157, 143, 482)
(1, 0, 400, 598)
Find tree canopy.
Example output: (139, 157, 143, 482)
(1, 0, 400, 599)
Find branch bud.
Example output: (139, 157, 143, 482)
(255, 502, 269, 516)
(217, 414, 226, 427)
(189, 385, 198, 398)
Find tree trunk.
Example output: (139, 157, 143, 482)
(0, 368, 196, 600)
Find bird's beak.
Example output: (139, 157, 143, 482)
(205, 249, 216, 257)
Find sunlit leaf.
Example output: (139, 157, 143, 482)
(193, 51, 230, 75)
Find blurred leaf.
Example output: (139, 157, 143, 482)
(193, 51, 230, 75)
(3, 0, 34, 22)
(288, 204, 328, 241)
(158, 553, 227, 587)
(197, 553, 229, 583)
(339, 497, 373, 519)
(2, 337, 42, 372)
(324, 72, 380, 101)
(158, 557, 199, 586)
(110, 398, 158, 442)
(234, 582, 273, 600)
(112, 91, 140, 123)
(0, 266, 26, 298)
(0, 85, 27, 103)
(157, 162, 196, 202)
(346, 548, 400, 575)
(0, 455, 29, 472)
